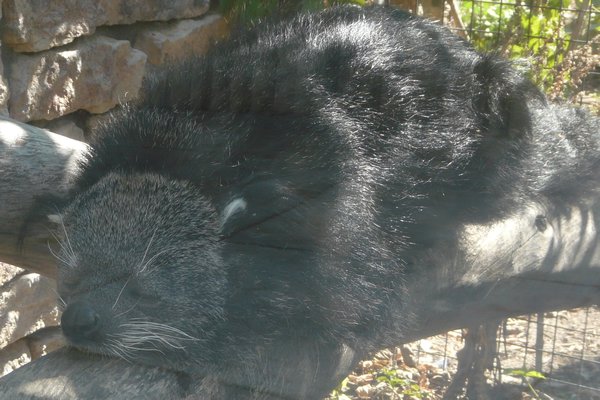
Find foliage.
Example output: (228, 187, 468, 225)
(219, 0, 367, 24)
(459, 0, 600, 100)
(376, 369, 431, 399)
(328, 368, 433, 399)
(219, 0, 599, 101)
(328, 377, 350, 398)
(505, 368, 546, 399)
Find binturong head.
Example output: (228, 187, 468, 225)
(49, 171, 226, 373)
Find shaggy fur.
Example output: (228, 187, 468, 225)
(46, 5, 599, 399)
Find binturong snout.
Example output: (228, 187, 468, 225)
(61, 300, 102, 343)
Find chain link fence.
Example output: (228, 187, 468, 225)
(387, 0, 599, 110)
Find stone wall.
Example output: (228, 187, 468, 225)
(0, 0, 228, 376)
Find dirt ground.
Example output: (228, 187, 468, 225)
(328, 307, 600, 400)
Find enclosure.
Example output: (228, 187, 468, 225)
(0, 1, 598, 399)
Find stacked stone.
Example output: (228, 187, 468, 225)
(0, 264, 61, 377)
(0, 0, 227, 376)
(0, 0, 227, 137)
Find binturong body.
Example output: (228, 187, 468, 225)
(46, 5, 599, 400)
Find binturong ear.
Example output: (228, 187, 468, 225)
(47, 214, 63, 225)
(472, 55, 544, 140)
(220, 197, 248, 231)
(18, 193, 69, 254)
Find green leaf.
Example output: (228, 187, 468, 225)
(505, 368, 546, 379)
(524, 370, 547, 379)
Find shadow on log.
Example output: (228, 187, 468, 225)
(405, 200, 600, 342)
(0, 348, 185, 399)
(0, 116, 599, 398)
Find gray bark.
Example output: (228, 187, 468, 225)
(0, 348, 185, 399)
(0, 115, 89, 277)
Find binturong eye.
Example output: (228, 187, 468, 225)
(58, 274, 81, 295)
(125, 279, 161, 307)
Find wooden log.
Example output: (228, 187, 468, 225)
(0, 115, 89, 278)
(0, 348, 186, 399)
(0, 116, 599, 398)
(403, 199, 600, 342)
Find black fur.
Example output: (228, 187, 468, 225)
(48, 6, 599, 399)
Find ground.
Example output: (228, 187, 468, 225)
(327, 307, 600, 400)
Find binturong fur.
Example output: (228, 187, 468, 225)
(43, 5, 599, 399)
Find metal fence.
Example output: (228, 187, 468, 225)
(409, 307, 600, 398)
(393, 2, 598, 394)
(389, 0, 599, 108)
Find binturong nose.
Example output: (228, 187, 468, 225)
(61, 300, 101, 342)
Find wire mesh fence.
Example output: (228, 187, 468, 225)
(388, 0, 599, 109)
(400, 1, 599, 397)
(407, 307, 600, 399)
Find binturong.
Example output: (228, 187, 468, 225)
(41, 5, 599, 400)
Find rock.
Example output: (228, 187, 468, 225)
(373, 358, 390, 369)
(134, 14, 228, 65)
(373, 381, 391, 395)
(374, 349, 393, 360)
(346, 374, 358, 383)
(101, 0, 210, 25)
(37, 116, 86, 141)
(0, 273, 59, 349)
(2, 0, 209, 52)
(397, 368, 420, 381)
(418, 339, 432, 352)
(2, 0, 100, 53)
(0, 269, 63, 377)
(430, 373, 450, 387)
(0, 339, 31, 377)
(356, 384, 373, 398)
(355, 373, 375, 385)
(27, 326, 65, 359)
(360, 360, 374, 370)
(8, 36, 147, 121)
(0, 263, 24, 285)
